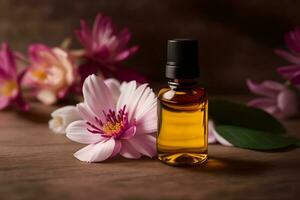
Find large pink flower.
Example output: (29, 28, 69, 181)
(75, 13, 138, 64)
(247, 79, 299, 119)
(275, 27, 300, 85)
(66, 75, 157, 162)
(25, 44, 76, 105)
(75, 13, 146, 83)
(0, 43, 29, 111)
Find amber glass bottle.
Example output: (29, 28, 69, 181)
(157, 39, 208, 166)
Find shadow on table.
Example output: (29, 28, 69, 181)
(89, 155, 272, 176)
(95, 156, 155, 164)
(184, 156, 272, 175)
(15, 105, 53, 124)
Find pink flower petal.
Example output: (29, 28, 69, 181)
(82, 75, 114, 115)
(0, 96, 9, 110)
(114, 46, 139, 62)
(76, 103, 98, 124)
(290, 73, 300, 85)
(117, 82, 156, 125)
(277, 65, 300, 81)
(246, 79, 284, 97)
(73, 138, 116, 162)
(116, 80, 137, 112)
(110, 140, 122, 157)
(248, 97, 277, 108)
(136, 112, 157, 135)
(37, 90, 57, 105)
(75, 20, 93, 51)
(122, 82, 147, 121)
(134, 87, 156, 122)
(277, 89, 299, 118)
(0, 43, 17, 77)
(248, 98, 279, 116)
(209, 121, 232, 146)
(285, 30, 300, 55)
(104, 78, 121, 102)
(116, 28, 131, 48)
(28, 44, 53, 64)
(274, 49, 300, 64)
(208, 120, 217, 143)
(66, 120, 103, 144)
(121, 126, 136, 139)
(127, 134, 156, 158)
(119, 140, 142, 159)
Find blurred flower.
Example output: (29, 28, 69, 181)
(49, 106, 81, 134)
(25, 44, 76, 105)
(76, 13, 138, 64)
(75, 13, 146, 83)
(208, 120, 232, 146)
(275, 27, 300, 85)
(0, 43, 29, 111)
(247, 79, 299, 119)
(66, 75, 157, 162)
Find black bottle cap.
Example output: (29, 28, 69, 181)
(166, 39, 199, 79)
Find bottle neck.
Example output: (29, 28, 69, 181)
(168, 78, 199, 89)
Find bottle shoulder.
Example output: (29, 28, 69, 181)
(158, 86, 207, 104)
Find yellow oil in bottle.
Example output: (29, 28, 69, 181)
(157, 86, 208, 166)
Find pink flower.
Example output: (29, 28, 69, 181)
(75, 13, 138, 64)
(247, 79, 299, 119)
(0, 43, 29, 111)
(66, 75, 157, 162)
(25, 44, 76, 105)
(275, 27, 300, 85)
(75, 13, 146, 83)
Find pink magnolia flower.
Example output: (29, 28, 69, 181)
(0, 43, 29, 111)
(275, 27, 300, 85)
(208, 120, 232, 146)
(66, 75, 157, 162)
(25, 44, 76, 105)
(75, 13, 146, 83)
(247, 79, 299, 119)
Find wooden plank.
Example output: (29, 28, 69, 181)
(0, 103, 299, 200)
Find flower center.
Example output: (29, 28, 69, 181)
(0, 80, 17, 97)
(102, 121, 123, 136)
(86, 105, 129, 139)
(31, 69, 48, 81)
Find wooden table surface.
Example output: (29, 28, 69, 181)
(0, 102, 299, 200)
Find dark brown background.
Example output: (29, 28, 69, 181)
(1, 0, 300, 93)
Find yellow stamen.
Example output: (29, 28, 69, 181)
(0, 81, 17, 97)
(31, 69, 47, 81)
(102, 122, 123, 136)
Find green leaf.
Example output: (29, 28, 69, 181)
(209, 99, 286, 134)
(215, 125, 298, 150)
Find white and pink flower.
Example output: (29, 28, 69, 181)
(49, 106, 81, 134)
(25, 44, 76, 105)
(66, 75, 157, 162)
